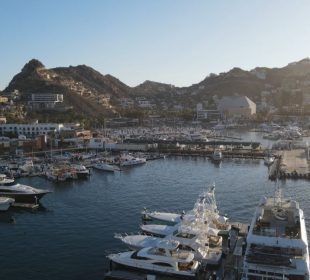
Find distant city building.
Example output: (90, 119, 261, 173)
(218, 96, 256, 118)
(0, 123, 65, 137)
(196, 103, 220, 120)
(120, 98, 134, 108)
(28, 93, 64, 110)
(0, 96, 8, 104)
(0, 116, 7, 124)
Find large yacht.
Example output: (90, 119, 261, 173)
(242, 188, 310, 280)
(0, 183, 51, 204)
(108, 240, 200, 278)
(117, 228, 223, 265)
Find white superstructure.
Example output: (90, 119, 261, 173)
(243, 192, 310, 280)
(108, 240, 199, 278)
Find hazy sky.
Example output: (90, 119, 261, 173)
(1, 0, 310, 90)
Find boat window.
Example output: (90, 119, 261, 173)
(0, 189, 12, 192)
(131, 251, 150, 260)
(175, 232, 196, 239)
(178, 244, 195, 252)
(152, 262, 172, 267)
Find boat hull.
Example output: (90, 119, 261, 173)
(0, 191, 50, 204)
(0, 198, 14, 211)
(110, 258, 197, 279)
(76, 171, 90, 179)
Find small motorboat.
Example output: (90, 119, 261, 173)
(264, 156, 275, 166)
(120, 154, 146, 167)
(212, 149, 223, 162)
(0, 174, 15, 186)
(0, 197, 15, 211)
(71, 164, 90, 178)
(93, 162, 115, 172)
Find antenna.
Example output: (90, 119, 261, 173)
(273, 156, 282, 207)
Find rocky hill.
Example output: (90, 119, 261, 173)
(3, 57, 310, 118)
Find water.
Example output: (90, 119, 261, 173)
(1, 156, 310, 280)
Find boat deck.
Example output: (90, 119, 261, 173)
(253, 203, 301, 239)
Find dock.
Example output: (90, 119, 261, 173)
(12, 203, 39, 209)
(158, 149, 265, 159)
(269, 149, 310, 180)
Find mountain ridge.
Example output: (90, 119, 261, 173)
(3, 57, 310, 117)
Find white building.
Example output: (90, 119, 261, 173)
(0, 123, 65, 137)
(137, 99, 154, 108)
(28, 93, 64, 110)
(218, 96, 256, 118)
(196, 103, 220, 121)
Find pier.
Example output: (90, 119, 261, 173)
(161, 148, 265, 159)
(269, 149, 310, 180)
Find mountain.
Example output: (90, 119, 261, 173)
(3, 57, 310, 118)
(4, 59, 130, 117)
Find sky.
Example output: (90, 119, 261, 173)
(1, 0, 310, 90)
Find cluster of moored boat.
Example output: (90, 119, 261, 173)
(0, 152, 150, 183)
(107, 183, 310, 280)
(108, 185, 230, 278)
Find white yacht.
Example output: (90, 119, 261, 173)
(117, 229, 223, 265)
(93, 162, 115, 172)
(264, 156, 275, 166)
(71, 164, 90, 178)
(142, 185, 227, 226)
(212, 149, 223, 162)
(0, 183, 51, 204)
(0, 174, 14, 186)
(242, 188, 310, 280)
(0, 197, 14, 211)
(108, 240, 200, 278)
(120, 154, 146, 167)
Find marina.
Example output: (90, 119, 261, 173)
(0, 129, 309, 280)
(2, 1, 310, 279)
(1, 152, 310, 280)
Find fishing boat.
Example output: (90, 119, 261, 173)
(242, 186, 310, 279)
(108, 240, 200, 278)
(0, 197, 14, 211)
(142, 185, 228, 226)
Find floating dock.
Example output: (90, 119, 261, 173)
(12, 203, 39, 209)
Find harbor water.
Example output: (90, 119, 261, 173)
(1, 156, 310, 280)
